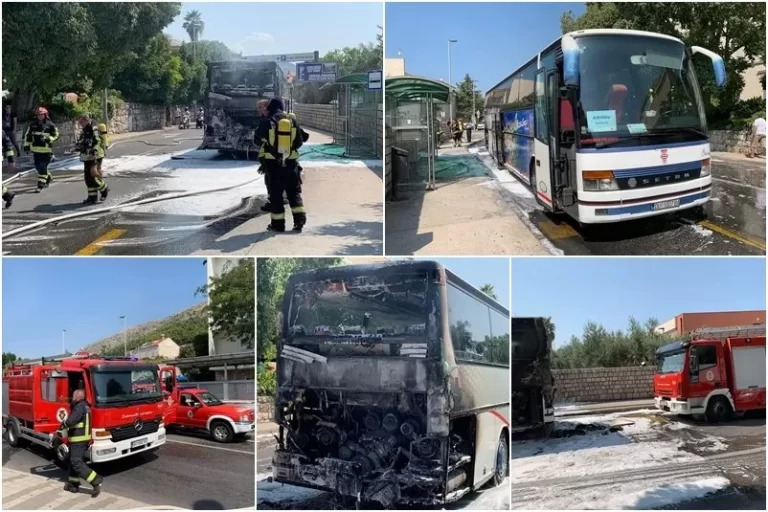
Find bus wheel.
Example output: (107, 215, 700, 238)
(706, 396, 733, 422)
(493, 433, 509, 486)
(211, 421, 234, 443)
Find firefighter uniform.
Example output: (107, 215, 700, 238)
(257, 98, 306, 232)
(2, 130, 16, 208)
(76, 121, 109, 204)
(61, 398, 103, 494)
(23, 108, 59, 191)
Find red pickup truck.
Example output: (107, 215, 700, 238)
(161, 368, 254, 443)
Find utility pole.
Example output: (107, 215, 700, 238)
(102, 88, 109, 127)
(61, 329, 67, 354)
(120, 315, 127, 356)
(448, 39, 457, 126)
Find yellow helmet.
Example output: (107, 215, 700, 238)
(98, 123, 108, 132)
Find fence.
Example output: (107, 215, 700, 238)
(178, 380, 254, 402)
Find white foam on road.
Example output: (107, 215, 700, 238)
(256, 473, 325, 507)
(460, 478, 510, 510)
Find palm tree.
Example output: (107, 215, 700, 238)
(182, 10, 205, 42)
(182, 10, 204, 60)
(479, 284, 497, 300)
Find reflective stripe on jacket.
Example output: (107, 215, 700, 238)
(65, 399, 91, 444)
(23, 121, 59, 154)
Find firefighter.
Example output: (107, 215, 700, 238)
(76, 115, 109, 204)
(60, 389, 103, 496)
(23, 107, 59, 192)
(256, 97, 306, 232)
(96, 123, 110, 178)
(2, 130, 16, 208)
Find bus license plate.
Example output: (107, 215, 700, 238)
(653, 199, 680, 211)
(131, 437, 148, 449)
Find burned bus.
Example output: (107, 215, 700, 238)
(201, 59, 288, 158)
(271, 261, 510, 507)
(511, 317, 555, 435)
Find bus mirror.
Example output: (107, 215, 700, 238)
(165, 376, 174, 392)
(562, 35, 580, 88)
(690, 46, 727, 88)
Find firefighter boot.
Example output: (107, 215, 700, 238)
(91, 476, 104, 498)
(3, 190, 14, 209)
(99, 186, 109, 202)
(45, 174, 53, 188)
(64, 481, 80, 493)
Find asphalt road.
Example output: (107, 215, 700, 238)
(481, 148, 766, 255)
(2, 431, 255, 509)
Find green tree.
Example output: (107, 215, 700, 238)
(197, 259, 255, 350)
(2, 352, 18, 366)
(182, 10, 205, 42)
(257, 258, 344, 360)
(2, 2, 181, 114)
(112, 34, 184, 105)
(479, 284, 497, 300)
(455, 74, 485, 123)
(560, 2, 766, 128)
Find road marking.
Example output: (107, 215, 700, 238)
(537, 218, 579, 241)
(165, 437, 254, 455)
(697, 220, 766, 252)
(74, 228, 126, 255)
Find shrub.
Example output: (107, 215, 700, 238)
(257, 367, 276, 398)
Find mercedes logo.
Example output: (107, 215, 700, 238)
(134, 419, 143, 431)
(628, 177, 637, 188)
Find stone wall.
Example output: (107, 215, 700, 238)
(293, 102, 383, 158)
(293, 103, 341, 135)
(110, 102, 179, 134)
(552, 366, 656, 404)
(709, 129, 758, 153)
(257, 396, 275, 423)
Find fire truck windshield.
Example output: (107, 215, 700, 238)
(198, 392, 223, 406)
(91, 368, 162, 407)
(656, 348, 686, 374)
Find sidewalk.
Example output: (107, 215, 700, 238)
(555, 399, 656, 417)
(2, 467, 163, 510)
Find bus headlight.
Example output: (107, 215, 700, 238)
(700, 158, 711, 177)
(583, 170, 618, 191)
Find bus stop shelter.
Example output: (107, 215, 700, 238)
(385, 76, 454, 190)
(322, 72, 383, 159)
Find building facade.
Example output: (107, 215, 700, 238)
(655, 310, 767, 336)
(132, 337, 180, 360)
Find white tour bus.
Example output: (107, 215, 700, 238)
(272, 261, 510, 508)
(484, 29, 727, 224)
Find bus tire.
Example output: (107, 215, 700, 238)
(706, 396, 733, 422)
(210, 421, 234, 443)
(492, 432, 509, 486)
(6, 418, 26, 448)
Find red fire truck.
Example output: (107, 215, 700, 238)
(654, 334, 766, 421)
(3, 353, 169, 463)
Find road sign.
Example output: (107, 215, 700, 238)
(243, 52, 319, 63)
(297, 62, 338, 83)
(368, 70, 382, 91)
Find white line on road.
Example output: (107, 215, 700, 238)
(166, 437, 254, 455)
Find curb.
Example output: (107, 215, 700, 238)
(555, 403, 657, 418)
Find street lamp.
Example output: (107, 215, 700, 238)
(471, 79, 479, 125)
(120, 315, 127, 356)
(448, 39, 458, 126)
(61, 329, 67, 354)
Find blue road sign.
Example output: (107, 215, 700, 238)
(297, 62, 338, 83)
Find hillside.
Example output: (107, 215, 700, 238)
(83, 304, 209, 356)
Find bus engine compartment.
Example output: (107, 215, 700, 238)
(272, 388, 472, 508)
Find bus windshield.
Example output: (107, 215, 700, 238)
(656, 349, 687, 374)
(287, 273, 428, 356)
(575, 34, 707, 149)
(92, 368, 163, 407)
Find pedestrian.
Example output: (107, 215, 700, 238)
(95, 123, 110, 178)
(61, 389, 103, 496)
(2, 130, 16, 209)
(256, 97, 306, 233)
(23, 107, 59, 192)
(75, 115, 109, 204)
(465, 119, 474, 143)
(453, 120, 463, 147)
(3, 103, 21, 156)
(748, 116, 766, 158)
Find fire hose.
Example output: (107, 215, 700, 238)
(2, 176, 262, 239)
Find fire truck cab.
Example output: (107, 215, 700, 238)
(3, 353, 167, 463)
(654, 335, 766, 421)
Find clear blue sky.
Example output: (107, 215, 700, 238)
(422, 258, 510, 309)
(2, 258, 207, 359)
(385, 2, 585, 92)
(167, 2, 381, 56)
(512, 258, 767, 347)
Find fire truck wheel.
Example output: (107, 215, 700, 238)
(6, 419, 27, 448)
(706, 396, 733, 422)
(210, 421, 234, 443)
(492, 432, 509, 486)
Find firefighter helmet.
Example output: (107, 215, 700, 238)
(36, 107, 49, 116)
(98, 123, 108, 132)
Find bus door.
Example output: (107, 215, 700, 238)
(533, 69, 554, 211)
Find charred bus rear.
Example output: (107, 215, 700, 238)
(272, 261, 510, 507)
